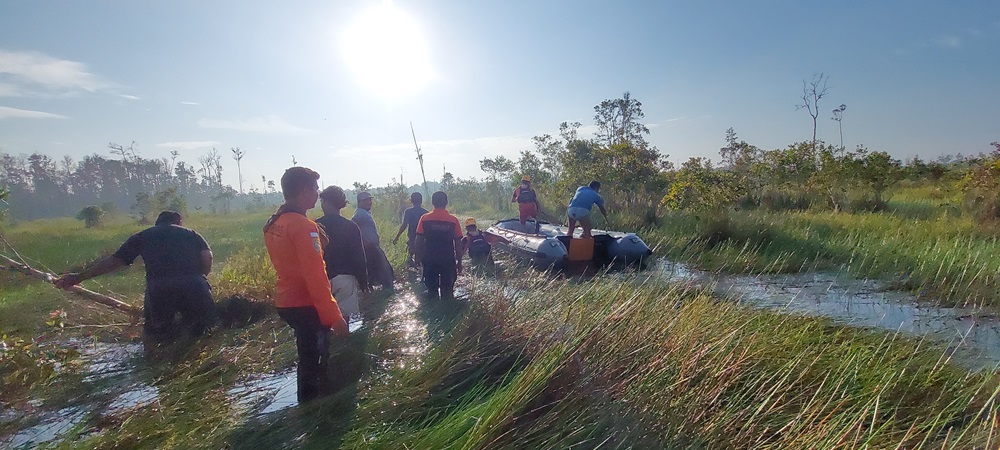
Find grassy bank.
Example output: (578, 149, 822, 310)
(644, 195, 1000, 307)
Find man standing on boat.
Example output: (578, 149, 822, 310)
(316, 185, 370, 320)
(352, 191, 394, 289)
(392, 192, 428, 270)
(54, 210, 217, 350)
(511, 175, 541, 232)
(415, 191, 463, 300)
(264, 166, 349, 403)
(566, 181, 609, 239)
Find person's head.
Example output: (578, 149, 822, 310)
(356, 191, 374, 211)
(589, 180, 601, 191)
(431, 190, 448, 209)
(281, 166, 321, 210)
(319, 185, 347, 215)
(521, 175, 531, 186)
(408, 192, 422, 206)
(464, 217, 477, 233)
(154, 210, 182, 226)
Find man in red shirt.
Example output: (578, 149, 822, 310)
(414, 191, 463, 300)
(511, 175, 540, 232)
(263, 166, 349, 402)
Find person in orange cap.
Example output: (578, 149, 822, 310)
(511, 175, 541, 232)
(461, 217, 491, 264)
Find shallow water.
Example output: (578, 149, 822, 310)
(1, 407, 85, 449)
(651, 260, 1000, 371)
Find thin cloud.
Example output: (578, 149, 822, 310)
(663, 116, 686, 123)
(0, 105, 68, 120)
(934, 35, 962, 48)
(156, 140, 222, 151)
(119, 94, 141, 100)
(0, 49, 107, 97)
(198, 115, 313, 135)
(180, 101, 200, 105)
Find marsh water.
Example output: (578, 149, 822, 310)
(5, 257, 1000, 447)
(651, 260, 1000, 371)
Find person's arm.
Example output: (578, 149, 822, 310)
(392, 222, 406, 244)
(598, 204, 609, 224)
(349, 223, 371, 290)
(414, 217, 426, 264)
(295, 221, 348, 336)
(201, 250, 213, 275)
(511, 188, 519, 203)
(452, 217, 464, 273)
(53, 255, 127, 289)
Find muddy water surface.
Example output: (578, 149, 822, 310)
(652, 260, 1000, 371)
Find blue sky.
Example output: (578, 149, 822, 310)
(1, 1, 997, 190)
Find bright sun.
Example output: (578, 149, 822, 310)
(341, 3, 432, 99)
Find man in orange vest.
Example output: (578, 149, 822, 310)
(263, 166, 349, 403)
(511, 175, 540, 232)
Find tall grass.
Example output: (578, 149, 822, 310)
(650, 205, 1000, 307)
(4, 209, 999, 448)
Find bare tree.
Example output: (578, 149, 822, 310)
(796, 73, 829, 153)
(231, 146, 246, 194)
(831, 104, 847, 150)
(108, 141, 139, 180)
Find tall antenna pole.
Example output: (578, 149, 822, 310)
(410, 121, 429, 197)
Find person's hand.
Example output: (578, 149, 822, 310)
(331, 317, 350, 337)
(53, 273, 82, 290)
(361, 282, 373, 293)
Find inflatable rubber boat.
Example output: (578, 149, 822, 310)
(483, 218, 653, 269)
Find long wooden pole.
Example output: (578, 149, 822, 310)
(0, 253, 142, 317)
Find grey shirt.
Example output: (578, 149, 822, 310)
(352, 208, 380, 245)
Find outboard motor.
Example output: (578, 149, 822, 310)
(608, 233, 653, 264)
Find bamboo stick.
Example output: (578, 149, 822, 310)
(0, 253, 142, 317)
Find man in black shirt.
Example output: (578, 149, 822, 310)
(316, 186, 369, 320)
(392, 192, 429, 270)
(54, 211, 217, 344)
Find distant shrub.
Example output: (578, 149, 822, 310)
(76, 205, 105, 228)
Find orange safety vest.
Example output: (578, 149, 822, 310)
(263, 211, 344, 327)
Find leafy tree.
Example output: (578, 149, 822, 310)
(76, 205, 105, 228)
(440, 172, 455, 192)
(132, 192, 152, 224)
(662, 157, 738, 212)
(593, 91, 650, 147)
(480, 155, 516, 211)
(352, 181, 372, 193)
(153, 186, 187, 213)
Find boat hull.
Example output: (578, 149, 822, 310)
(483, 219, 652, 269)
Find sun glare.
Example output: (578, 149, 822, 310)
(341, 4, 432, 99)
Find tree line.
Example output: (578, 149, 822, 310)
(0, 143, 281, 223)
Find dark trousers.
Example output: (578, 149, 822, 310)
(144, 275, 217, 342)
(277, 306, 331, 403)
(423, 260, 456, 299)
(364, 243, 395, 288)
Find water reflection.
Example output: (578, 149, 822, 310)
(652, 260, 1000, 371)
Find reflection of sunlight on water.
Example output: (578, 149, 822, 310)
(380, 291, 430, 369)
(647, 260, 1000, 371)
(2, 407, 85, 449)
(228, 371, 298, 415)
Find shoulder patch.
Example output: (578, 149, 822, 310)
(310, 232, 322, 253)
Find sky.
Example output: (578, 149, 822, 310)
(1, 1, 998, 191)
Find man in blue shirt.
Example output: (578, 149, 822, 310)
(391, 192, 429, 270)
(566, 181, 609, 239)
(352, 191, 394, 289)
